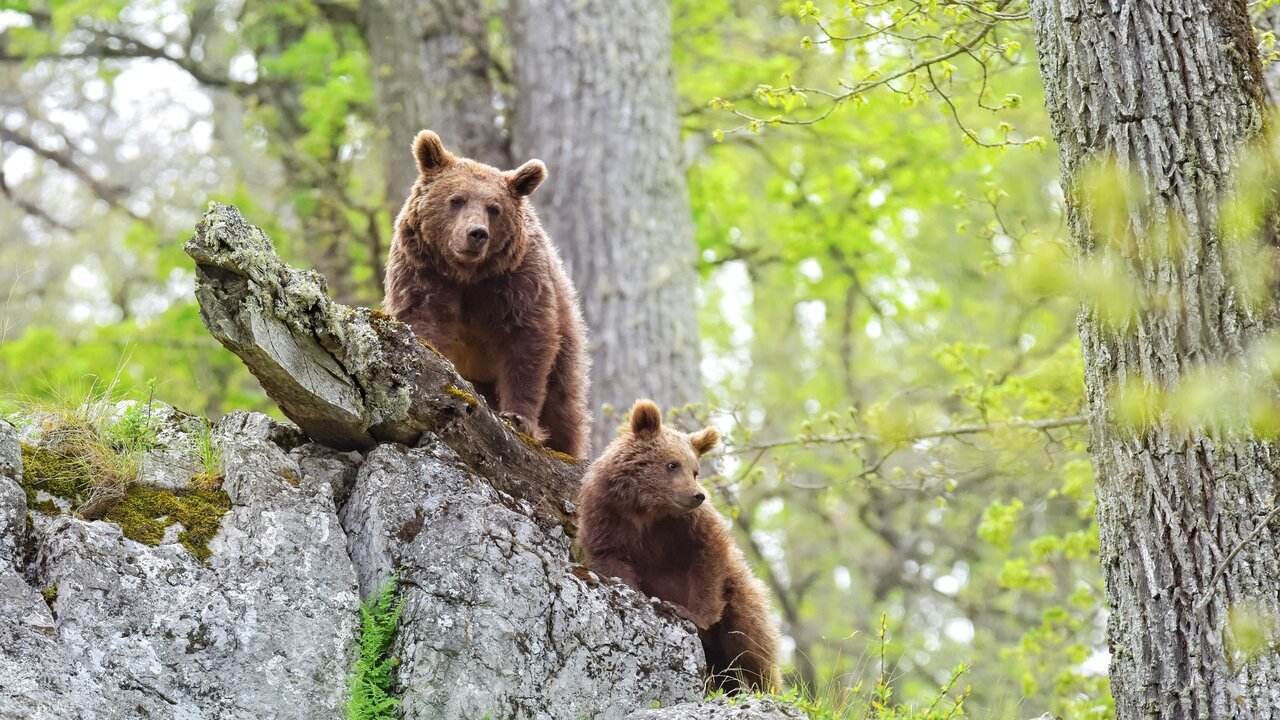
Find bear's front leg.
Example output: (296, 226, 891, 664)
(496, 324, 560, 442)
(588, 554, 641, 588)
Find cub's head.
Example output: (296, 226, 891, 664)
(586, 399, 721, 524)
(399, 130, 546, 279)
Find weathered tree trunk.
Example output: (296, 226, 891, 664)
(510, 0, 703, 449)
(1032, 1, 1280, 717)
(359, 0, 511, 211)
(184, 203, 582, 528)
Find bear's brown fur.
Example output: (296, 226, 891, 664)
(383, 130, 591, 458)
(577, 400, 782, 693)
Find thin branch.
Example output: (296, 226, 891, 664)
(0, 168, 74, 231)
(1194, 501, 1280, 614)
(731, 414, 1087, 454)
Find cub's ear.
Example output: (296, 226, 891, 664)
(508, 159, 547, 197)
(629, 399, 663, 439)
(414, 130, 454, 174)
(690, 426, 720, 457)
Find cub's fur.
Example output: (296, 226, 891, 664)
(577, 400, 782, 692)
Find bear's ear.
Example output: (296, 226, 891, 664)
(629, 399, 663, 439)
(507, 159, 547, 197)
(414, 130, 454, 174)
(690, 426, 720, 457)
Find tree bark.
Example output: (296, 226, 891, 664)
(509, 0, 703, 449)
(359, 0, 511, 210)
(184, 203, 582, 529)
(1031, 1, 1279, 717)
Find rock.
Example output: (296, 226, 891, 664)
(341, 442, 705, 720)
(626, 696, 808, 719)
(0, 418, 20, 482)
(0, 420, 25, 571)
(0, 418, 360, 719)
(0, 413, 716, 719)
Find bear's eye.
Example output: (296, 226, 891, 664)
(665, 461, 680, 472)
(449, 196, 466, 210)
(486, 204, 500, 217)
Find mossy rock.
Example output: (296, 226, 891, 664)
(19, 443, 93, 507)
(445, 386, 478, 407)
(103, 484, 231, 562)
(514, 431, 578, 464)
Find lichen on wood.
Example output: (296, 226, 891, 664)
(185, 202, 583, 527)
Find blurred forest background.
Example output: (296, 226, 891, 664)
(12, 0, 1269, 717)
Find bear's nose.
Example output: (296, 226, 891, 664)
(693, 492, 705, 505)
(467, 227, 489, 246)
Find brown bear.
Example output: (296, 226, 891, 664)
(382, 130, 591, 459)
(576, 399, 782, 693)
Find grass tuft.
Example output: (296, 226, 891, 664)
(714, 614, 970, 720)
(14, 377, 231, 560)
(346, 573, 404, 720)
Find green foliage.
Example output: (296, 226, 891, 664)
(346, 574, 404, 720)
(190, 418, 224, 489)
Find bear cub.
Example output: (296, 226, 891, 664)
(383, 130, 591, 458)
(577, 400, 782, 693)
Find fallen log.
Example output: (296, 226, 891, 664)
(184, 202, 582, 528)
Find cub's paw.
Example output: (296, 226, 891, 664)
(500, 412, 545, 440)
(661, 601, 705, 628)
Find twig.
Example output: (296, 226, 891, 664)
(1194, 501, 1280, 614)
(729, 414, 1086, 454)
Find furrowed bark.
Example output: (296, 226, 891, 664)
(1031, 1, 1280, 717)
(359, 0, 511, 209)
(184, 202, 581, 528)
(510, 0, 703, 449)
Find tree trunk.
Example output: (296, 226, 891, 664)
(509, 0, 703, 450)
(359, 0, 511, 211)
(1031, 1, 1280, 718)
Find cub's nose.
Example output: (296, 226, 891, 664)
(467, 226, 489, 247)
(692, 492, 706, 505)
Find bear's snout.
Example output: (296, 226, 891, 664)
(692, 492, 706, 505)
(465, 226, 489, 250)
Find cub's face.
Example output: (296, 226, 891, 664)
(598, 399, 721, 522)
(404, 130, 546, 271)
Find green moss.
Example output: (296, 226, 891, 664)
(419, 338, 445, 358)
(19, 443, 93, 508)
(102, 484, 231, 562)
(41, 584, 57, 607)
(444, 386, 478, 406)
(368, 309, 392, 322)
(515, 431, 577, 464)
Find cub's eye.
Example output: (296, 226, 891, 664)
(666, 461, 680, 472)
(449, 196, 466, 209)
(486, 204, 500, 217)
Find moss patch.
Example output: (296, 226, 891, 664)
(41, 584, 57, 608)
(101, 484, 232, 562)
(444, 386, 478, 407)
(515, 431, 577, 464)
(20, 443, 94, 508)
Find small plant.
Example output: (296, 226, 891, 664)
(721, 614, 970, 720)
(189, 418, 224, 490)
(346, 573, 404, 720)
(102, 378, 162, 454)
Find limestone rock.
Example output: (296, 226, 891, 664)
(626, 696, 808, 720)
(341, 440, 705, 720)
